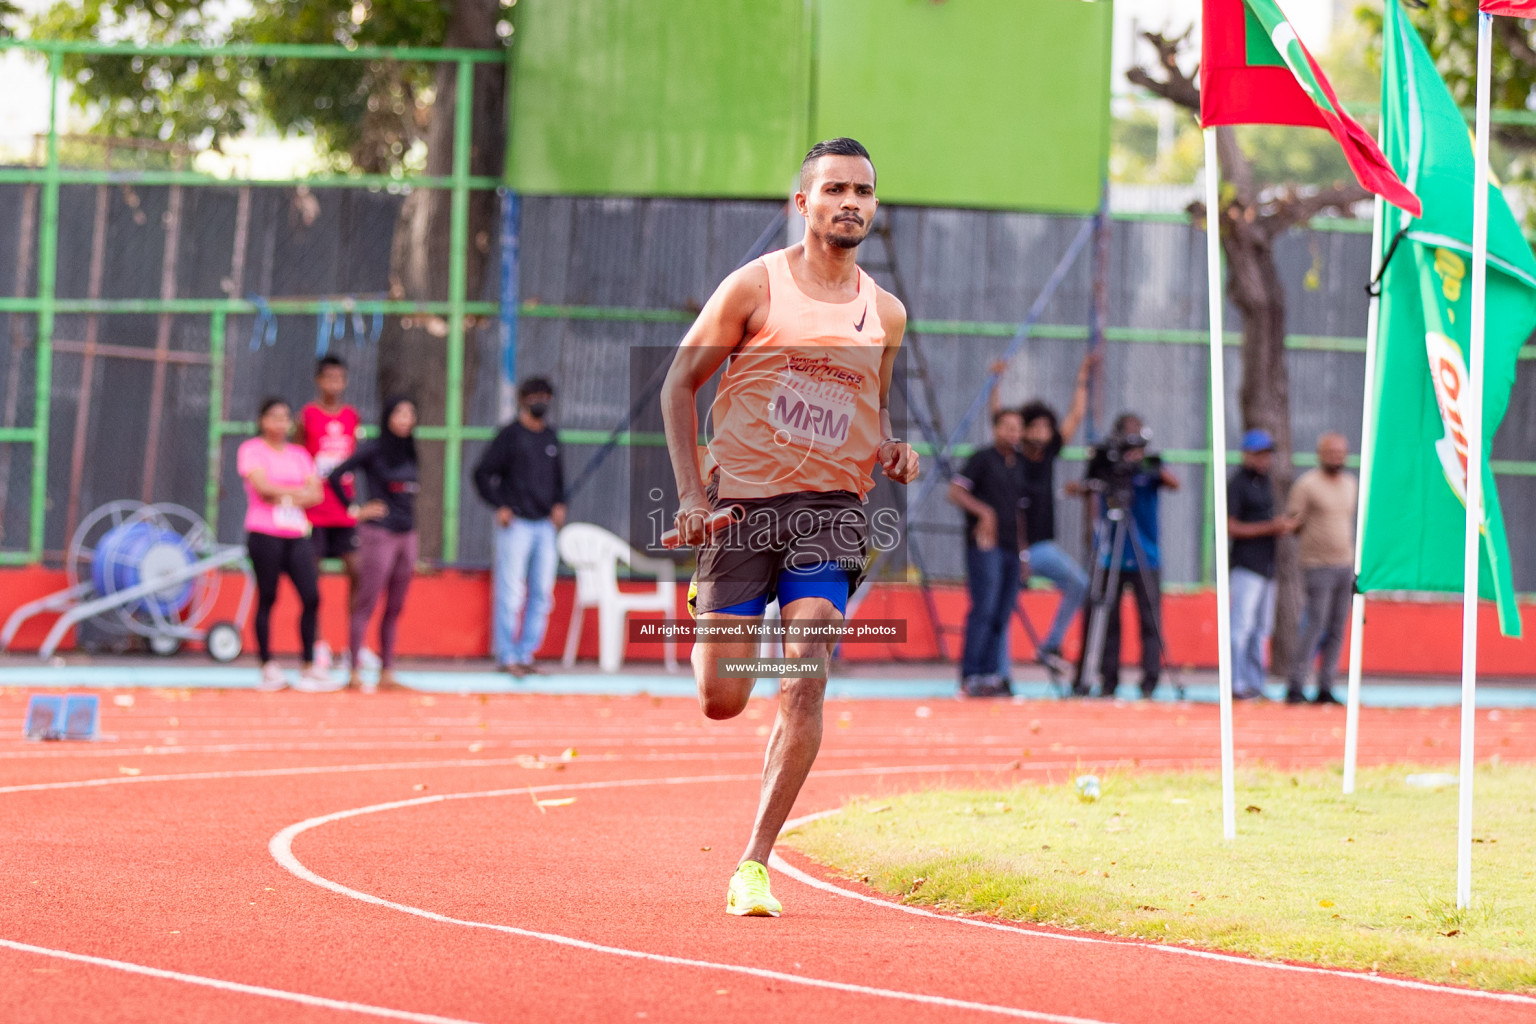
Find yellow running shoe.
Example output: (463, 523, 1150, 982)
(726, 860, 782, 917)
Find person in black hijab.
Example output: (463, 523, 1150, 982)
(328, 396, 420, 692)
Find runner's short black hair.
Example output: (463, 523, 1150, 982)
(316, 355, 346, 375)
(1019, 401, 1059, 433)
(518, 376, 554, 400)
(800, 137, 875, 192)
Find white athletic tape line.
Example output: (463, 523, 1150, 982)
(0, 937, 486, 1024)
(771, 811, 1536, 1008)
(268, 766, 1113, 1024)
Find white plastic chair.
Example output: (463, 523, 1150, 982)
(557, 523, 677, 673)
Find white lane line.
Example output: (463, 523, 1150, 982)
(0, 937, 486, 1024)
(0, 755, 1020, 796)
(269, 766, 1113, 1024)
(770, 812, 1536, 1008)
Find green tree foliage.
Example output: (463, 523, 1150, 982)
(27, 0, 502, 172)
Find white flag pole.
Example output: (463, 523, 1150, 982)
(1458, 9, 1494, 911)
(1204, 126, 1237, 841)
(1342, 193, 1385, 797)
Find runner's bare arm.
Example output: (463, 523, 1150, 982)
(875, 289, 919, 484)
(660, 263, 768, 542)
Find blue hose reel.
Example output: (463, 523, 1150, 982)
(90, 520, 197, 617)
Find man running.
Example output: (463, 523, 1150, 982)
(661, 138, 918, 918)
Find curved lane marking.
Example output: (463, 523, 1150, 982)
(772, 810, 1536, 1008)
(270, 766, 1111, 1024)
(0, 937, 487, 1024)
(11, 755, 1529, 1012)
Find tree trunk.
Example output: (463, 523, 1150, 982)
(377, 0, 505, 559)
(1220, 214, 1302, 678)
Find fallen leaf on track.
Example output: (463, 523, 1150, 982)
(536, 797, 576, 808)
(413, 784, 428, 791)
(118, 767, 141, 776)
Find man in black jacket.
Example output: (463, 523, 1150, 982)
(473, 378, 567, 675)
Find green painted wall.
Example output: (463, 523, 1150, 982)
(814, 0, 1112, 212)
(506, 0, 1112, 214)
(507, 0, 809, 197)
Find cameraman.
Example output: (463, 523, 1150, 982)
(1080, 413, 1179, 698)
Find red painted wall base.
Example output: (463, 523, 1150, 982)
(0, 566, 1530, 678)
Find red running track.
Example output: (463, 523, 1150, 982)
(2, 689, 1534, 1023)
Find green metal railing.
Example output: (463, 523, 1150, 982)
(1, 37, 1532, 575)
(0, 38, 507, 563)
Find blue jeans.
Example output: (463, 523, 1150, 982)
(493, 518, 558, 667)
(997, 541, 1089, 674)
(1230, 566, 1276, 697)
(961, 546, 1021, 679)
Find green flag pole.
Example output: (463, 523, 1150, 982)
(1204, 127, 1237, 842)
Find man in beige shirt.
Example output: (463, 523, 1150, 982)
(1284, 432, 1359, 704)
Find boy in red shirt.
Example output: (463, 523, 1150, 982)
(294, 356, 362, 634)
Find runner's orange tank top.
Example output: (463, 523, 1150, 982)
(705, 248, 886, 500)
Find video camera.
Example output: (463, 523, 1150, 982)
(1084, 427, 1162, 506)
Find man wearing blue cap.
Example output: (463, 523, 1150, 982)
(1227, 429, 1299, 700)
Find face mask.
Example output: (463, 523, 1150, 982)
(527, 402, 550, 420)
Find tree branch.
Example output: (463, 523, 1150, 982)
(1125, 29, 1201, 114)
(1264, 181, 1372, 236)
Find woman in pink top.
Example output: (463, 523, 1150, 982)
(237, 398, 332, 692)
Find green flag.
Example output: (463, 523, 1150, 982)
(1361, 0, 1532, 636)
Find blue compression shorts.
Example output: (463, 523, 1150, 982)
(710, 562, 851, 616)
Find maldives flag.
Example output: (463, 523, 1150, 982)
(1202, 0, 1422, 216)
(1480, 1, 1536, 15)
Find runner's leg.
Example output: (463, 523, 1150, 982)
(693, 612, 764, 720)
(738, 594, 835, 867)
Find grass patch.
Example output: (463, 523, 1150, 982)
(783, 764, 1536, 992)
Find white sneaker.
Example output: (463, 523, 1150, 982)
(358, 647, 382, 670)
(313, 641, 333, 673)
(293, 666, 344, 693)
(258, 662, 287, 692)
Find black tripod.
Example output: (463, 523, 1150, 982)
(1074, 484, 1178, 699)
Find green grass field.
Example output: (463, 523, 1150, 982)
(784, 764, 1536, 992)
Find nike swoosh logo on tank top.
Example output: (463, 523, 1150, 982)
(854, 305, 867, 332)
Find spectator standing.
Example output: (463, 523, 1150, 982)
(949, 409, 1027, 697)
(239, 398, 334, 692)
(474, 378, 567, 675)
(1088, 414, 1179, 699)
(1227, 428, 1298, 700)
(987, 351, 1098, 675)
(1284, 432, 1358, 704)
(328, 397, 420, 694)
(293, 355, 363, 671)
